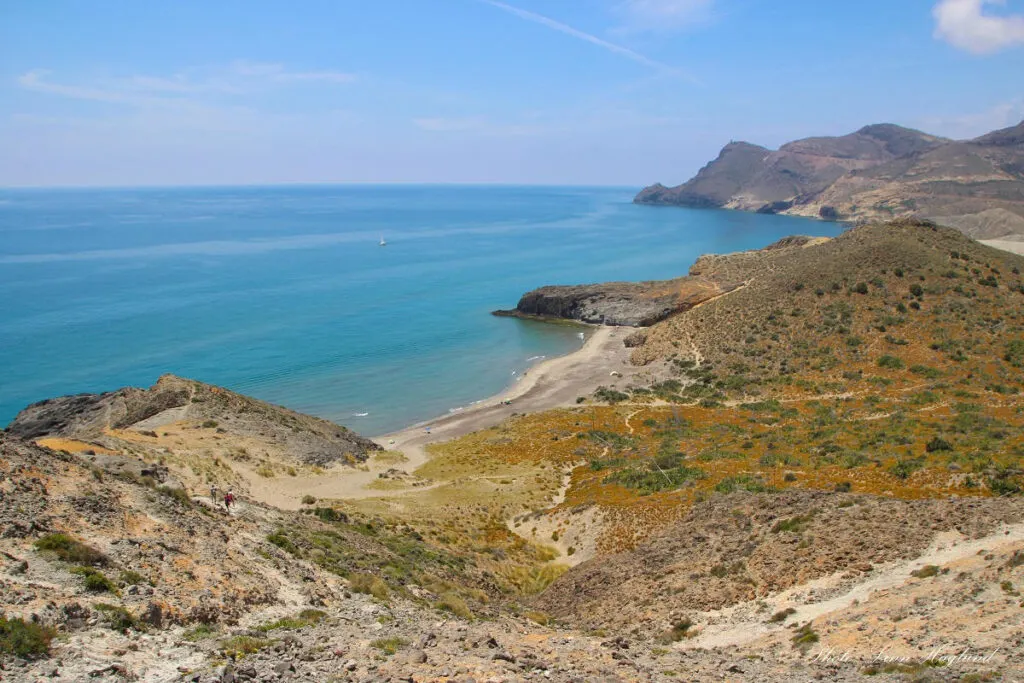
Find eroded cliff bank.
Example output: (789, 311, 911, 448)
(493, 235, 826, 327)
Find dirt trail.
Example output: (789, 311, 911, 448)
(624, 408, 644, 435)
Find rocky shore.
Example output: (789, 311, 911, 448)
(492, 234, 828, 327)
(492, 279, 738, 327)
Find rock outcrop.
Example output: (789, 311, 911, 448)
(7, 374, 380, 466)
(493, 279, 733, 327)
(636, 120, 1024, 238)
(494, 235, 825, 327)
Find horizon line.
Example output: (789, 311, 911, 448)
(0, 180, 646, 191)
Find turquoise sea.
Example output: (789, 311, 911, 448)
(0, 186, 843, 435)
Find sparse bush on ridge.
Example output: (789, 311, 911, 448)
(33, 533, 107, 566)
(348, 572, 389, 600)
(70, 566, 117, 593)
(0, 615, 56, 659)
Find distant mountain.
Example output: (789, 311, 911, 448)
(636, 121, 1024, 238)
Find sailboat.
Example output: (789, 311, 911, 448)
(379, 234, 387, 247)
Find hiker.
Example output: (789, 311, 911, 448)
(210, 484, 218, 502)
(223, 490, 234, 510)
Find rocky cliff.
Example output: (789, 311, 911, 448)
(637, 120, 1024, 238)
(493, 235, 824, 327)
(493, 279, 735, 327)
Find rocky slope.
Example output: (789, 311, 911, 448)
(636, 120, 1024, 238)
(7, 374, 380, 468)
(536, 490, 1024, 637)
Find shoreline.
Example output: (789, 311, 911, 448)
(235, 323, 646, 507)
(368, 323, 641, 472)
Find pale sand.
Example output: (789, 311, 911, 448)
(244, 324, 652, 507)
(982, 238, 1024, 256)
(372, 325, 638, 469)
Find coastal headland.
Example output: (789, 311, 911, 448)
(4, 218, 1024, 681)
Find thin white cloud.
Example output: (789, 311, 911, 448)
(229, 61, 356, 84)
(413, 116, 549, 136)
(17, 70, 182, 106)
(617, 0, 714, 32)
(16, 62, 356, 107)
(477, 0, 690, 78)
(918, 98, 1024, 138)
(933, 0, 1024, 54)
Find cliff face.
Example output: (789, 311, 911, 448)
(494, 280, 731, 327)
(636, 121, 1024, 238)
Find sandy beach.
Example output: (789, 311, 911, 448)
(176, 324, 646, 509)
(372, 324, 642, 469)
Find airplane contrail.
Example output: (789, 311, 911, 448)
(477, 0, 690, 78)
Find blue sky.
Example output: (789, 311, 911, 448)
(1, 0, 1022, 186)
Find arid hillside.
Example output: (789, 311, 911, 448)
(4, 220, 1024, 680)
(636, 121, 1024, 238)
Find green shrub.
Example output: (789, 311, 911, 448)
(714, 475, 772, 494)
(312, 507, 347, 523)
(219, 635, 273, 658)
(158, 486, 192, 507)
(34, 533, 107, 566)
(435, 592, 473, 619)
(768, 607, 796, 623)
(0, 615, 56, 659)
(266, 531, 298, 555)
(909, 284, 924, 297)
(93, 603, 138, 631)
(910, 565, 940, 579)
(772, 515, 814, 534)
(909, 364, 942, 379)
(791, 623, 819, 650)
(70, 567, 117, 593)
(119, 570, 146, 586)
(524, 610, 550, 625)
(925, 437, 953, 453)
(349, 573, 389, 600)
(890, 458, 924, 480)
(593, 386, 629, 404)
(657, 618, 695, 643)
(370, 637, 408, 655)
(256, 609, 327, 631)
(301, 495, 316, 505)
(877, 355, 904, 370)
(1005, 340, 1024, 368)
(988, 469, 1023, 496)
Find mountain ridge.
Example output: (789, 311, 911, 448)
(636, 120, 1024, 238)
